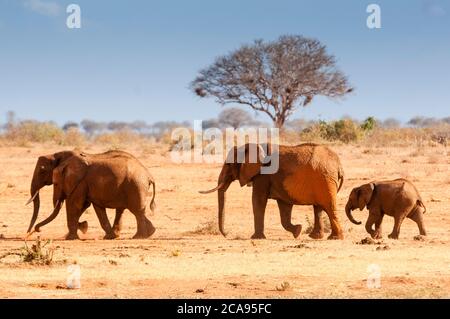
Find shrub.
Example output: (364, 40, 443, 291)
(360, 117, 377, 132)
(21, 237, 55, 265)
(62, 127, 86, 147)
(300, 119, 363, 143)
(5, 121, 64, 144)
(94, 130, 142, 148)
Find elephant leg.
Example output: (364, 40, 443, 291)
(65, 203, 81, 240)
(77, 201, 91, 234)
(112, 208, 125, 238)
(365, 208, 381, 238)
(92, 204, 116, 240)
(323, 205, 344, 240)
(309, 205, 325, 239)
(78, 220, 89, 234)
(251, 185, 268, 239)
(373, 214, 384, 239)
(277, 200, 302, 239)
(408, 208, 427, 236)
(388, 214, 406, 239)
(131, 209, 155, 239)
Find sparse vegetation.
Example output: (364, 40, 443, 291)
(171, 249, 181, 257)
(1, 111, 449, 148)
(0, 237, 55, 265)
(21, 238, 55, 265)
(303, 214, 331, 234)
(276, 281, 292, 292)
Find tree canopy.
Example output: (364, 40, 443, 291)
(191, 35, 353, 128)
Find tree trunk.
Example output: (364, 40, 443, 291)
(274, 116, 285, 129)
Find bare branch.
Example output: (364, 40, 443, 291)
(191, 35, 352, 128)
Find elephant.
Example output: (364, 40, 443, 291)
(26, 150, 156, 240)
(345, 178, 427, 239)
(199, 143, 345, 240)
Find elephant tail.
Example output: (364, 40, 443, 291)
(149, 180, 156, 212)
(417, 200, 426, 214)
(337, 165, 344, 193)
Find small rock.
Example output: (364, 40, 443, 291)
(357, 237, 378, 245)
(413, 235, 426, 241)
(109, 259, 118, 265)
(292, 243, 311, 249)
(376, 245, 390, 251)
(195, 289, 204, 293)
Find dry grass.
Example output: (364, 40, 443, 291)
(0, 237, 56, 265)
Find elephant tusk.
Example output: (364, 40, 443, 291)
(199, 182, 226, 194)
(24, 230, 36, 240)
(257, 144, 267, 162)
(25, 191, 39, 206)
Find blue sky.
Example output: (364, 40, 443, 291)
(0, 0, 449, 125)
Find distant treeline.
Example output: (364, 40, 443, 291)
(0, 110, 449, 146)
(3, 110, 449, 135)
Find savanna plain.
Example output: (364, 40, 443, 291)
(0, 142, 449, 298)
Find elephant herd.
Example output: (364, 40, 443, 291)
(24, 143, 427, 241)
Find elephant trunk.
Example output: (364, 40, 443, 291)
(345, 201, 361, 225)
(27, 181, 42, 233)
(217, 171, 232, 237)
(34, 200, 63, 232)
(218, 189, 226, 237)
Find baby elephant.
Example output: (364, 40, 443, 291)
(345, 178, 427, 239)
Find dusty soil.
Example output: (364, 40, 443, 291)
(0, 144, 449, 298)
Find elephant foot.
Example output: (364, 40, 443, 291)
(372, 232, 382, 239)
(309, 230, 324, 240)
(292, 224, 302, 239)
(251, 233, 266, 239)
(112, 226, 122, 238)
(132, 224, 156, 239)
(327, 232, 344, 240)
(132, 232, 152, 239)
(78, 221, 88, 234)
(103, 232, 119, 240)
(388, 233, 399, 239)
(65, 233, 80, 240)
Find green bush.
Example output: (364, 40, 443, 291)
(300, 119, 363, 143)
(360, 116, 377, 131)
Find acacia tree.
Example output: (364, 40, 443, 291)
(191, 35, 353, 128)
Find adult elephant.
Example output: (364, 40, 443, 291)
(199, 143, 345, 240)
(26, 150, 156, 240)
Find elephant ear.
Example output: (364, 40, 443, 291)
(358, 183, 375, 211)
(53, 156, 88, 201)
(52, 168, 64, 207)
(52, 151, 77, 168)
(238, 144, 265, 187)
